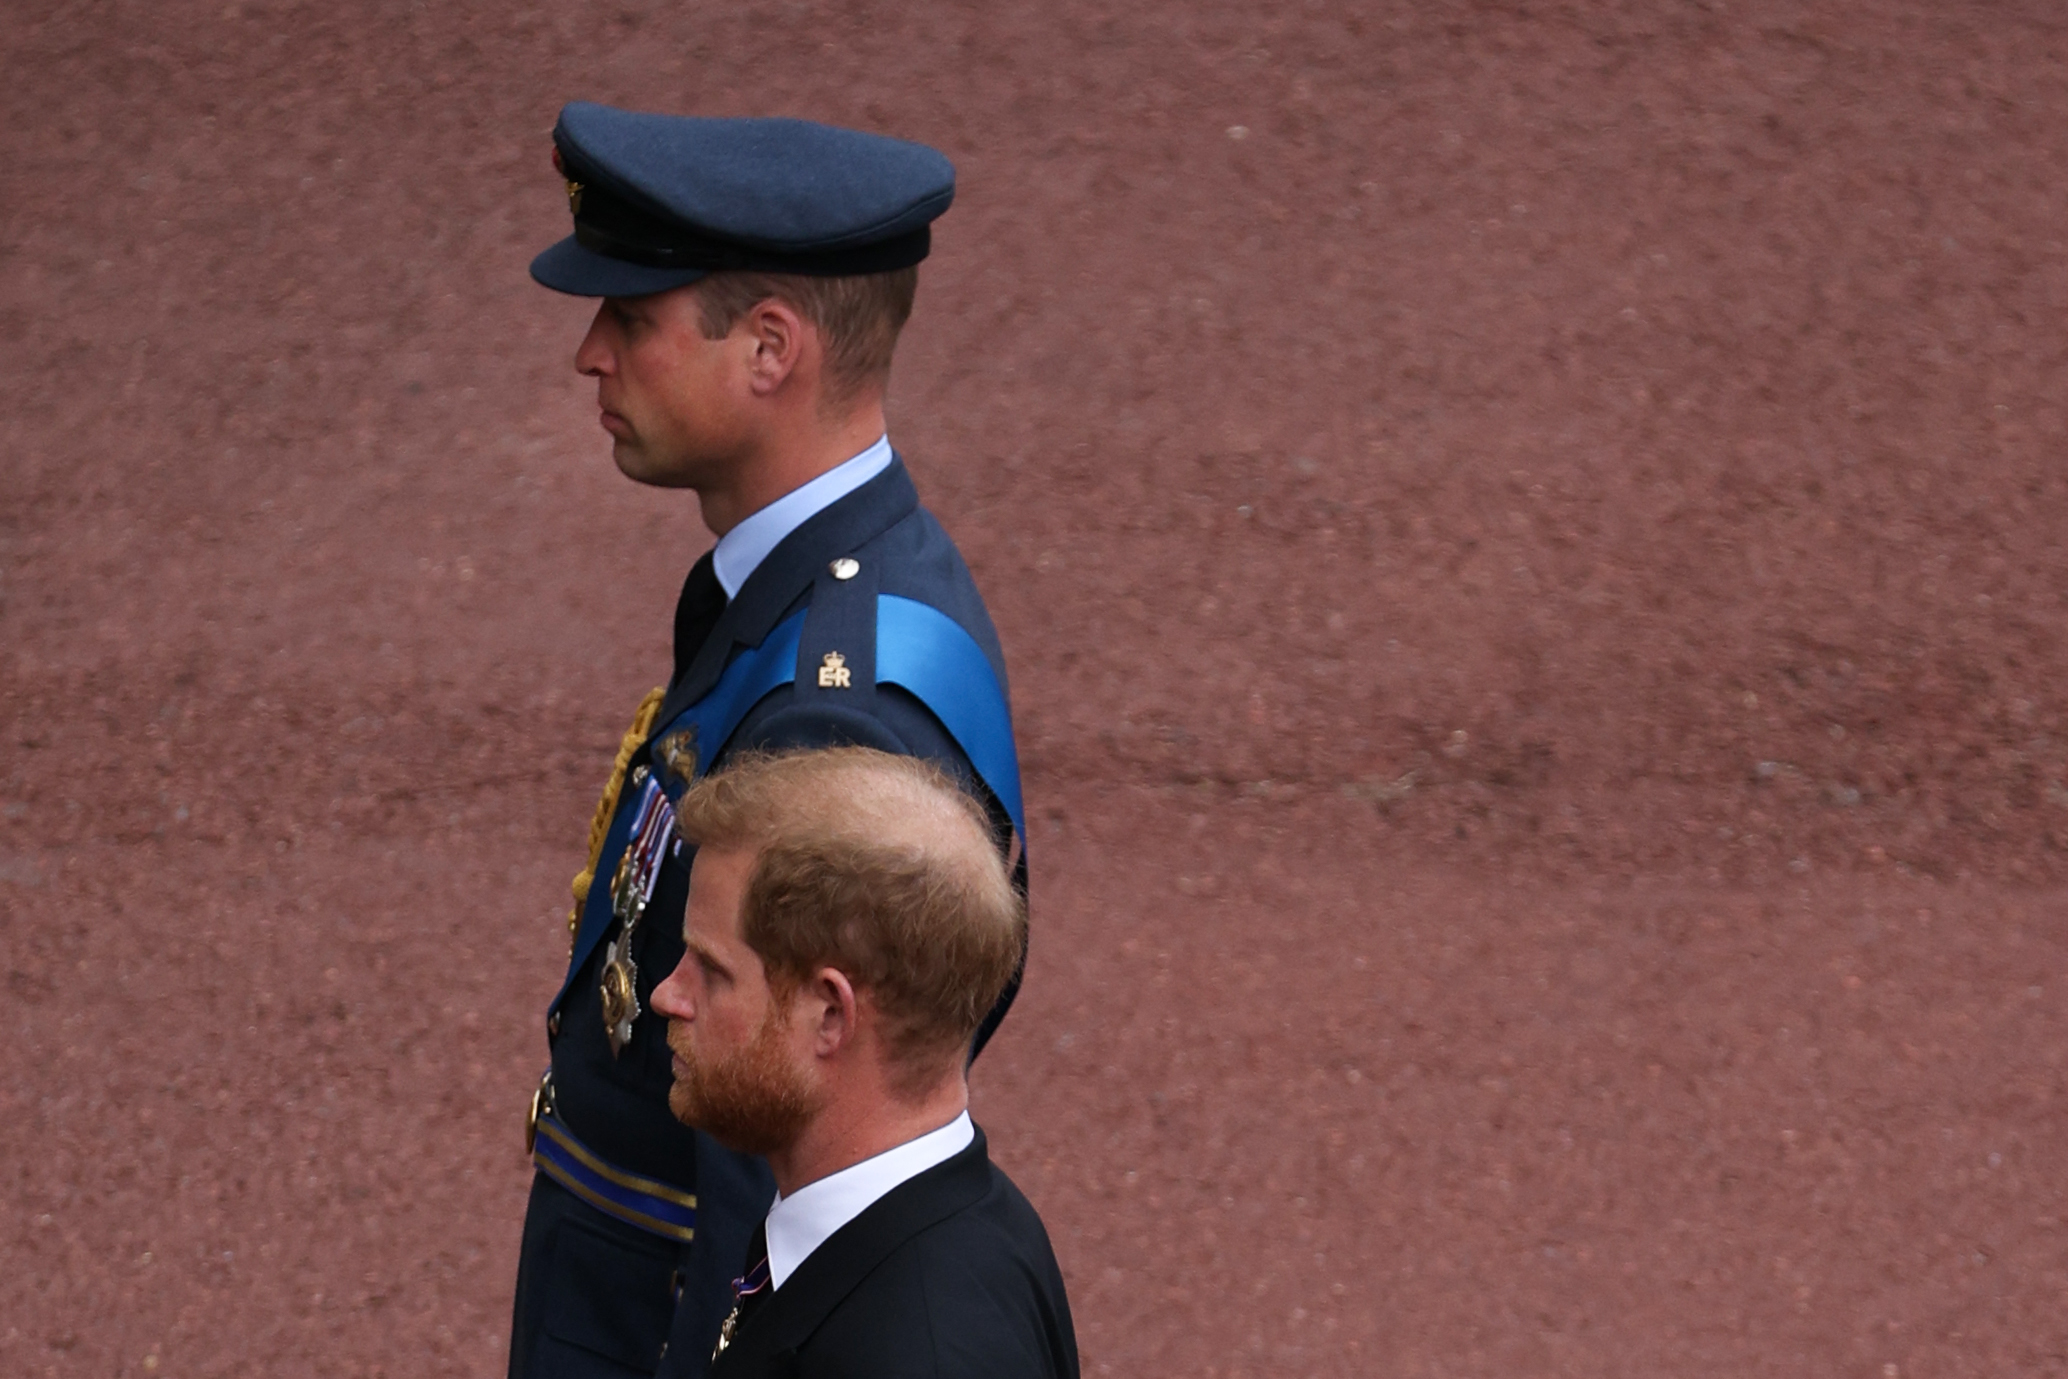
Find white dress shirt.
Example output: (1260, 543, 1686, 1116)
(763, 1110, 974, 1290)
(711, 435, 895, 599)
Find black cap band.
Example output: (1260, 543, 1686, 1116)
(571, 176, 931, 278)
(572, 219, 931, 277)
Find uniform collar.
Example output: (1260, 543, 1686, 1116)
(711, 436, 894, 599)
(660, 453, 920, 720)
(763, 1112, 973, 1290)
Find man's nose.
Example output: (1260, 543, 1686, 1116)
(650, 958, 694, 1020)
(574, 309, 613, 377)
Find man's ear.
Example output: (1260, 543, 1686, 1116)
(807, 966, 859, 1058)
(742, 297, 812, 396)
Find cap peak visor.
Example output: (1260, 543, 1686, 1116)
(529, 236, 710, 298)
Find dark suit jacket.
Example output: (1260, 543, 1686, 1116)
(710, 1128, 1078, 1379)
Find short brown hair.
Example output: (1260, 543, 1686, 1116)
(674, 748, 1023, 1095)
(694, 268, 919, 411)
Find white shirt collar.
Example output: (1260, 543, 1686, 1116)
(763, 1110, 974, 1290)
(711, 435, 895, 599)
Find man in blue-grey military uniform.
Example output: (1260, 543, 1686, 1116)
(508, 104, 1027, 1379)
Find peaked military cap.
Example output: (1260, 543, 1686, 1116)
(530, 103, 956, 297)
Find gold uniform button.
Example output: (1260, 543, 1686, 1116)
(548, 1012, 562, 1037)
(829, 557, 860, 580)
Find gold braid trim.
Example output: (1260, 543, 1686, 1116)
(567, 686, 667, 946)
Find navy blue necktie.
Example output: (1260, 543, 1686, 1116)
(671, 552, 727, 687)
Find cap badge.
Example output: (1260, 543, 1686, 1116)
(817, 651, 853, 690)
(551, 146, 585, 215)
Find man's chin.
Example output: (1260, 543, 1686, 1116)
(611, 443, 698, 490)
(669, 1068, 818, 1156)
(667, 1075, 749, 1148)
(671, 1097, 791, 1157)
(610, 444, 662, 486)
(667, 1082, 718, 1138)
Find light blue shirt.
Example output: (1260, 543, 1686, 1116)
(711, 435, 895, 599)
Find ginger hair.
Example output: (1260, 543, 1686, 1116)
(674, 748, 1022, 1096)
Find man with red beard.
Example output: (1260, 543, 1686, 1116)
(649, 749, 1076, 1379)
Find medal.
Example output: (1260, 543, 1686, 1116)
(655, 726, 699, 785)
(713, 1252, 770, 1360)
(601, 842, 644, 1055)
(600, 931, 641, 1055)
(600, 772, 679, 1056)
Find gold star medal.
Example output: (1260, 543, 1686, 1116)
(600, 931, 640, 1055)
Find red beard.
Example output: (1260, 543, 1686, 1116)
(667, 1004, 821, 1156)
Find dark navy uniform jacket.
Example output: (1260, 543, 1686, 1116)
(523, 456, 1020, 1379)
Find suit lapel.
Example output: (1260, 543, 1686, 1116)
(659, 458, 921, 727)
(713, 1127, 996, 1376)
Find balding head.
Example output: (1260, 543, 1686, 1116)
(672, 748, 1023, 1094)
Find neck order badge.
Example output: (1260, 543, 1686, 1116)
(713, 1247, 772, 1361)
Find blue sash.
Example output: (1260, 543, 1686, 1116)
(554, 596, 1022, 1008)
(876, 595, 1025, 839)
